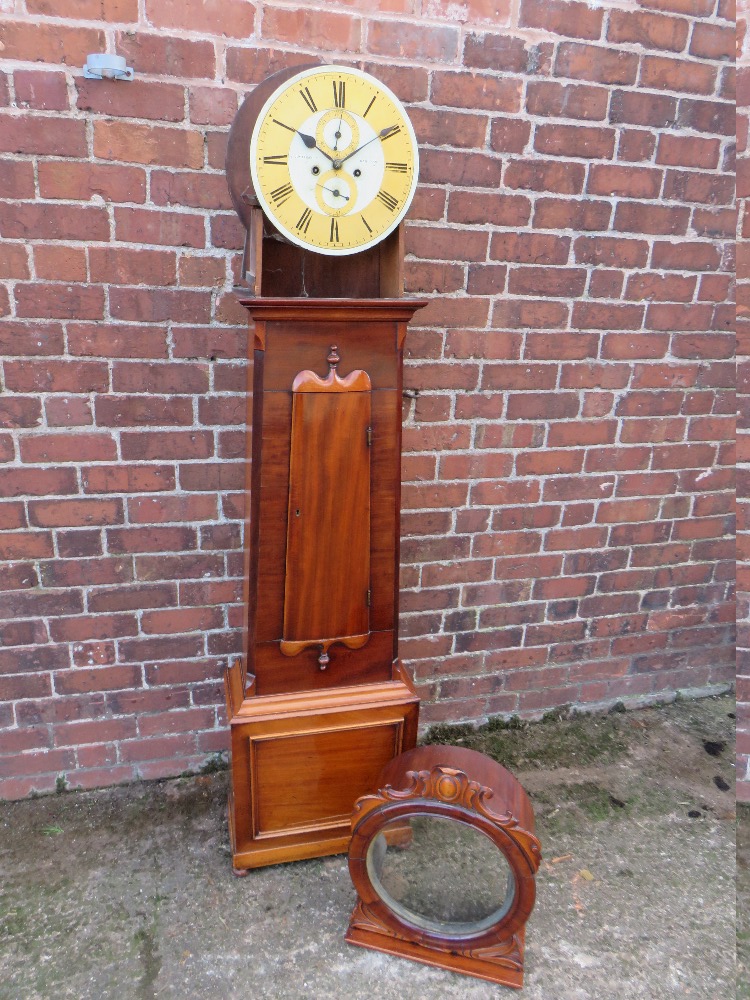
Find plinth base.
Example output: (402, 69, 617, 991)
(225, 660, 419, 870)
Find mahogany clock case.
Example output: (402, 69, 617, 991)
(223, 65, 427, 872)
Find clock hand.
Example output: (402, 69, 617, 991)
(336, 125, 399, 167)
(296, 129, 337, 163)
(318, 183, 350, 201)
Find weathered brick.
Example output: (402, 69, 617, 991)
(14, 71, 69, 111)
(526, 81, 608, 121)
(520, 0, 603, 40)
(608, 10, 690, 52)
(555, 42, 639, 85)
(366, 18, 457, 61)
(94, 121, 203, 169)
(0, 113, 85, 157)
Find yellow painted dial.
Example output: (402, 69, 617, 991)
(250, 66, 419, 256)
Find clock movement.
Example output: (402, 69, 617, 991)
(223, 64, 426, 872)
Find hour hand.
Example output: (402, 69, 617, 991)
(297, 130, 335, 162)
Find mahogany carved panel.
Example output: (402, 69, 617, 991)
(281, 347, 372, 669)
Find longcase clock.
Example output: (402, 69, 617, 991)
(224, 64, 427, 872)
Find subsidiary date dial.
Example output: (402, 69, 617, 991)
(250, 66, 419, 255)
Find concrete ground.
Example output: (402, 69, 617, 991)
(0, 693, 736, 1000)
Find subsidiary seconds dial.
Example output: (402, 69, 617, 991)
(250, 66, 419, 256)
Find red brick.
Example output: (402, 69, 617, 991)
(534, 123, 616, 159)
(34, 246, 87, 283)
(489, 117, 532, 153)
(431, 71, 521, 112)
(555, 42, 639, 85)
(109, 287, 212, 325)
(0, 531, 54, 560)
(651, 241, 721, 271)
(189, 86, 237, 126)
(0, 467, 77, 498)
(120, 431, 214, 461)
(28, 0, 136, 17)
(663, 170, 735, 205)
(690, 22, 735, 61)
(610, 90, 677, 128)
(0, 21, 105, 66)
(646, 303, 713, 331)
(574, 236, 648, 269)
(95, 396, 194, 427)
(54, 666, 141, 696)
(56, 529, 103, 558)
(14, 283, 105, 321)
(464, 32, 549, 74)
(520, 0, 602, 39)
(0, 501, 27, 530)
(89, 247, 177, 287)
(418, 107, 495, 150)
(625, 274, 697, 302)
(68, 323, 169, 360)
(76, 78, 185, 122)
(532, 198, 611, 231)
(587, 164, 662, 198)
(225, 47, 315, 86)
(81, 465, 175, 495)
(0, 161, 35, 198)
(678, 98, 734, 136)
(0, 113, 85, 156)
(640, 55, 717, 95)
(114, 207, 205, 249)
(366, 19, 458, 61)
(508, 267, 587, 297)
(526, 81, 608, 120)
(179, 256, 227, 288)
(0, 244, 30, 280)
(4, 359, 108, 393)
(608, 10, 690, 51)
(146, 0, 254, 35)
(1, 204, 109, 242)
(407, 227, 488, 262)
(116, 32, 215, 80)
(51, 614, 138, 643)
(14, 70, 69, 111)
(638, 0, 713, 13)
(38, 161, 146, 203)
(107, 525, 197, 554)
(150, 171, 234, 211)
(656, 134, 721, 170)
(94, 121, 203, 169)
(507, 392, 580, 420)
(419, 149, 503, 188)
(19, 433, 116, 464)
(492, 299, 570, 330)
(614, 202, 690, 236)
(29, 498, 123, 529)
(618, 129, 657, 163)
(504, 158, 586, 194)
(490, 232, 570, 265)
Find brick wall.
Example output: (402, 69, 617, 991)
(738, 0, 748, 801)
(0, 0, 736, 799)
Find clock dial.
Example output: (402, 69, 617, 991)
(250, 66, 419, 255)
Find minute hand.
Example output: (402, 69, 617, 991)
(338, 125, 399, 166)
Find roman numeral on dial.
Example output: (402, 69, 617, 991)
(270, 182, 294, 206)
(386, 162, 408, 173)
(377, 190, 399, 212)
(333, 80, 346, 108)
(330, 218, 340, 243)
(295, 207, 313, 233)
(300, 87, 317, 113)
(263, 154, 288, 166)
